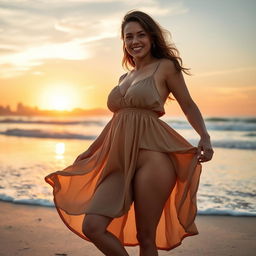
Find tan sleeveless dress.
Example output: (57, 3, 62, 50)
(45, 60, 202, 251)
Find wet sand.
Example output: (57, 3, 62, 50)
(0, 200, 255, 256)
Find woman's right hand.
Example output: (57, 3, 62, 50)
(73, 149, 92, 164)
(197, 135, 214, 163)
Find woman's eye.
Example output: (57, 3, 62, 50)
(139, 33, 145, 37)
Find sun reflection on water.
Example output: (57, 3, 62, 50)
(55, 142, 65, 159)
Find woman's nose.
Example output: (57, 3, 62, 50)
(132, 36, 139, 44)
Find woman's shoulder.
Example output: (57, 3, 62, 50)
(159, 58, 176, 71)
(118, 72, 128, 84)
(158, 58, 178, 79)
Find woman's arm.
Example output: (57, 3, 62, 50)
(163, 59, 214, 162)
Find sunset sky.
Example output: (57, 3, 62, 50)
(0, 0, 255, 117)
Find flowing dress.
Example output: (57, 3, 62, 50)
(45, 60, 202, 251)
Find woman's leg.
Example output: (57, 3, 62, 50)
(133, 149, 176, 256)
(82, 214, 129, 256)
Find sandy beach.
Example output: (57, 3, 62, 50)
(0, 200, 255, 256)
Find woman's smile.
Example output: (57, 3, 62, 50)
(132, 46, 143, 53)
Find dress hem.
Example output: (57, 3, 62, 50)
(47, 179, 199, 252)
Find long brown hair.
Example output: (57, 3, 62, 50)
(121, 10, 191, 76)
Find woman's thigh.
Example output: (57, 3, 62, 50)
(133, 149, 176, 237)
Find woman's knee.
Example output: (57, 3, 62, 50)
(136, 230, 156, 247)
(82, 214, 111, 238)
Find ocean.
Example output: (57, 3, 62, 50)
(0, 114, 255, 216)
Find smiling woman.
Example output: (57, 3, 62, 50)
(40, 83, 78, 111)
(44, 10, 213, 256)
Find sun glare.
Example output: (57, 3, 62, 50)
(40, 83, 78, 111)
(55, 142, 65, 159)
(49, 93, 71, 111)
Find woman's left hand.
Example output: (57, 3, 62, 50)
(197, 136, 214, 163)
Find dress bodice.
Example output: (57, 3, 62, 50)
(107, 63, 166, 117)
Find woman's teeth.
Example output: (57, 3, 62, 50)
(133, 47, 142, 51)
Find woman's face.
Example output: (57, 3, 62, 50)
(123, 21, 152, 60)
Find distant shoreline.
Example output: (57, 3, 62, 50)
(0, 105, 112, 117)
(1, 103, 255, 118)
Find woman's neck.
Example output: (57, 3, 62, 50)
(133, 55, 158, 71)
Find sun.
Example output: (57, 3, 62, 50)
(40, 83, 78, 111)
(49, 93, 71, 111)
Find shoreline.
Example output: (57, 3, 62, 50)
(0, 200, 255, 256)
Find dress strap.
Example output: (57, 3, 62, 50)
(118, 72, 128, 84)
(152, 60, 162, 75)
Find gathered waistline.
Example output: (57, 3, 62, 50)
(115, 107, 159, 118)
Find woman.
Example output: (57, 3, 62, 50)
(45, 10, 213, 256)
